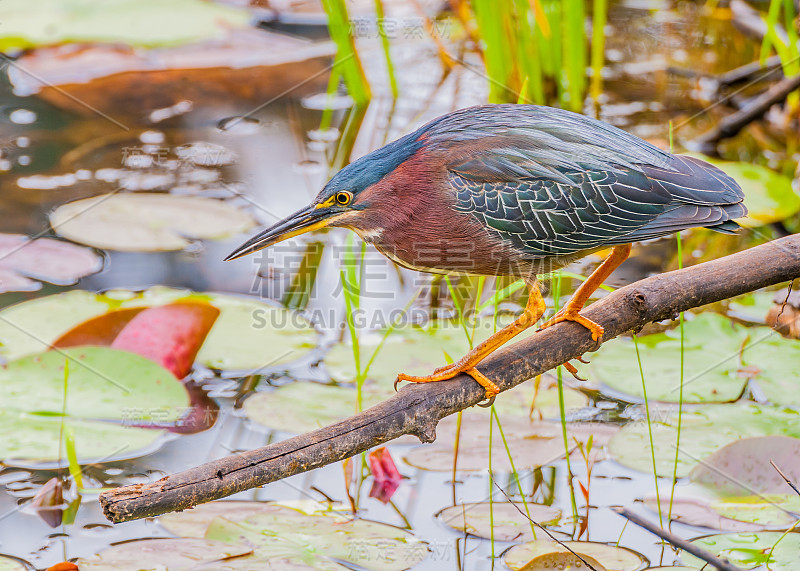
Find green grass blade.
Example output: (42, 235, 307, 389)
(633, 333, 663, 528)
(321, 0, 371, 105)
(374, 0, 398, 98)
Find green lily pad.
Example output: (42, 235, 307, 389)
(700, 159, 800, 227)
(710, 495, 800, 528)
(590, 313, 749, 403)
(504, 540, 647, 571)
(243, 382, 390, 434)
(0, 554, 33, 571)
(196, 503, 428, 570)
(76, 538, 253, 571)
(437, 502, 561, 542)
(50, 193, 256, 252)
(159, 500, 348, 538)
(727, 290, 778, 324)
(608, 404, 800, 477)
(0, 346, 189, 465)
(682, 532, 800, 569)
(194, 294, 316, 372)
(0, 288, 316, 371)
(0, 290, 114, 361)
(0, 0, 251, 53)
(591, 312, 800, 405)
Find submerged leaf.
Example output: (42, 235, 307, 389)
(520, 552, 607, 571)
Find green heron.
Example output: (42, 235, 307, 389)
(227, 104, 746, 400)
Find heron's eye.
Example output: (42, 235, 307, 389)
(335, 191, 352, 206)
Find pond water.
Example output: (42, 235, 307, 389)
(0, 0, 798, 569)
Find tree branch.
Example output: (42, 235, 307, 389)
(100, 235, 800, 523)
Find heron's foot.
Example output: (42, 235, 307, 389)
(537, 309, 604, 342)
(395, 365, 500, 403)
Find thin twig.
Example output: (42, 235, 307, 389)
(771, 460, 800, 497)
(611, 507, 745, 571)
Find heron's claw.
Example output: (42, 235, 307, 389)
(563, 361, 587, 381)
(537, 309, 604, 342)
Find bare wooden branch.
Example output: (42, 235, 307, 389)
(100, 235, 800, 523)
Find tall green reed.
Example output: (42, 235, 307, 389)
(321, 0, 371, 105)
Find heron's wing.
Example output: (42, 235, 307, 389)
(449, 153, 745, 258)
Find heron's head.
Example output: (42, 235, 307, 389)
(225, 132, 422, 261)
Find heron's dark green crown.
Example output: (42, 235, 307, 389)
(315, 131, 423, 208)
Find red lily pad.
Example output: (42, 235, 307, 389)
(0, 234, 102, 293)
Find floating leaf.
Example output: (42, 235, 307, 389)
(243, 382, 389, 434)
(644, 494, 767, 532)
(0, 234, 102, 293)
(0, 554, 33, 571)
(609, 404, 800, 477)
(204, 510, 427, 571)
(710, 494, 800, 528)
(50, 193, 256, 252)
(0, 288, 316, 371)
(0, 346, 190, 465)
(520, 552, 607, 571)
(436, 502, 561, 542)
(109, 302, 220, 378)
(590, 313, 749, 403)
(592, 312, 800, 405)
(0, 290, 114, 360)
(0, 0, 251, 52)
(700, 159, 800, 227)
(504, 540, 647, 571)
(689, 435, 800, 496)
(727, 290, 778, 324)
(161, 500, 428, 570)
(75, 538, 252, 571)
(194, 294, 316, 372)
(682, 532, 800, 569)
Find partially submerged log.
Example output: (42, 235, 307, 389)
(101, 235, 800, 523)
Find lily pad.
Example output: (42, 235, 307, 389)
(700, 159, 800, 227)
(75, 538, 252, 571)
(243, 382, 391, 434)
(608, 404, 800, 477)
(727, 290, 778, 324)
(437, 502, 561, 542)
(591, 312, 800, 405)
(50, 193, 256, 252)
(689, 435, 800, 496)
(0, 0, 251, 52)
(0, 290, 114, 361)
(161, 501, 428, 570)
(0, 346, 190, 465)
(205, 513, 427, 571)
(194, 294, 316, 372)
(504, 540, 647, 571)
(589, 313, 749, 403)
(682, 532, 800, 569)
(0, 554, 33, 571)
(520, 552, 606, 570)
(0, 234, 102, 293)
(0, 288, 317, 371)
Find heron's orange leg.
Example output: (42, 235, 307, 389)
(395, 283, 547, 400)
(538, 244, 632, 341)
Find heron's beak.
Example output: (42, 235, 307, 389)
(224, 203, 338, 261)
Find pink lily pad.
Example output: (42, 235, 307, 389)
(0, 234, 102, 293)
